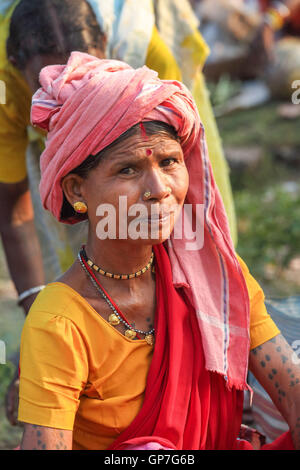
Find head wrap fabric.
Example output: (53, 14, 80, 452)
(31, 51, 250, 391)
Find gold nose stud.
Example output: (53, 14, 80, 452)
(143, 188, 171, 199)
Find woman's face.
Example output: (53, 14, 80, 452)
(68, 131, 189, 246)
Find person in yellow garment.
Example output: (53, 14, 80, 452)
(0, 0, 237, 424)
(0, 0, 107, 303)
(0, 0, 108, 426)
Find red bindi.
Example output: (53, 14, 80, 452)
(146, 149, 152, 156)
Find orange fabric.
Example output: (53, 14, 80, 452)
(18, 258, 279, 449)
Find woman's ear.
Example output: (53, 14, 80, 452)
(61, 173, 86, 208)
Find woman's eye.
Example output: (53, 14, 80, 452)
(119, 167, 135, 175)
(161, 158, 177, 167)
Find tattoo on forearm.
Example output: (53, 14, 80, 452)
(250, 334, 300, 448)
(251, 337, 290, 402)
(21, 424, 71, 450)
(251, 344, 263, 355)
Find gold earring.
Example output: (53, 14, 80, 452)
(73, 201, 88, 214)
(166, 187, 172, 194)
(143, 191, 151, 199)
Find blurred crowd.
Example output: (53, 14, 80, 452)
(191, 0, 300, 100)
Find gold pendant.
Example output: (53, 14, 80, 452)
(125, 329, 137, 340)
(145, 334, 154, 346)
(108, 313, 120, 326)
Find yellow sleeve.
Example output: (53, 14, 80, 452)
(237, 255, 280, 350)
(0, 65, 31, 183)
(0, 1, 32, 183)
(18, 308, 88, 430)
(145, 25, 182, 81)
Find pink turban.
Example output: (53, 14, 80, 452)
(31, 51, 250, 390)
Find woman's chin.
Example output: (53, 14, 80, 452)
(117, 229, 174, 246)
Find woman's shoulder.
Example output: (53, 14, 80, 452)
(236, 254, 264, 303)
(27, 282, 96, 327)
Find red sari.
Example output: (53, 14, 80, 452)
(108, 243, 294, 450)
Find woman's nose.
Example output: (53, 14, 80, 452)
(142, 169, 172, 202)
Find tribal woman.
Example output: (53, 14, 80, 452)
(18, 52, 300, 450)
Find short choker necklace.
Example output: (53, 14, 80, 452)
(81, 246, 155, 280)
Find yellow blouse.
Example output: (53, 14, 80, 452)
(18, 257, 280, 450)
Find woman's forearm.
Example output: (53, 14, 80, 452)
(250, 334, 300, 449)
(1, 221, 45, 314)
(0, 181, 45, 314)
(21, 424, 73, 450)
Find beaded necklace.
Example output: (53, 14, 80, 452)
(78, 249, 155, 346)
(81, 246, 154, 280)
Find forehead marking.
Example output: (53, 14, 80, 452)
(139, 122, 148, 140)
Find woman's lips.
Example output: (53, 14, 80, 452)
(131, 205, 178, 225)
(150, 212, 172, 220)
(139, 211, 174, 222)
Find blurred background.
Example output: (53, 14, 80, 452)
(0, 0, 299, 449)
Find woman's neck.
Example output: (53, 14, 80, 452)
(85, 236, 154, 280)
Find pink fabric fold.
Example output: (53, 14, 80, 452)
(31, 51, 250, 390)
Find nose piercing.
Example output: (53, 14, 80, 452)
(143, 187, 172, 199)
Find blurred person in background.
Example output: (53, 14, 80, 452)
(259, 0, 300, 35)
(0, 0, 106, 310)
(258, 0, 300, 99)
(1, 0, 237, 426)
(193, 0, 300, 99)
(0, 0, 107, 426)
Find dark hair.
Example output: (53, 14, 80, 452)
(61, 121, 180, 221)
(7, 0, 106, 70)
